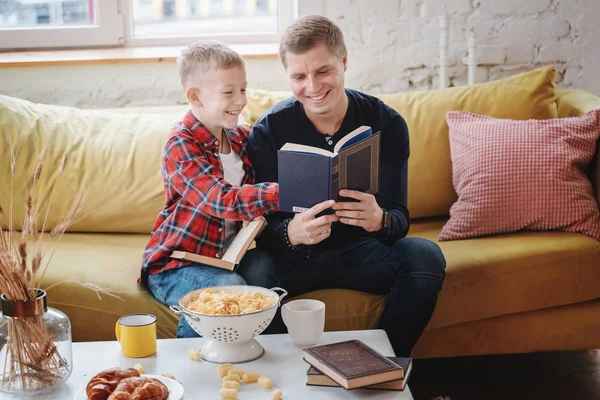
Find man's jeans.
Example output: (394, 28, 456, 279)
(271, 237, 446, 357)
(147, 248, 280, 338)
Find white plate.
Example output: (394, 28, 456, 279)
(73, 374, 184, 400)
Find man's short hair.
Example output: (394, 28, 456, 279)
(279, 15, 347, 68)
(177, 41, 245, 89)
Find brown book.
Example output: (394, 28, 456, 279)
(170, 219, 265, 271)
(306, 356, 412, 391)
(303, 339, 404, 390)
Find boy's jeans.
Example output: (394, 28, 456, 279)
(147, 248, 280, 338)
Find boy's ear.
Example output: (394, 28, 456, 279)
(186, 87, 202, 107)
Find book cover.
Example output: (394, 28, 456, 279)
(306, 356, 412, 391)
(169, 219, 265, 271)
(278, 126, 380, 213)
(302, 339, 404, 390)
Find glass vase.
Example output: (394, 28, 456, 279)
(0, 289, 72, 396)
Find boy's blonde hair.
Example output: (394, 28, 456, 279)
(279, 15, 347, 69)
(177, 41, 245, 89)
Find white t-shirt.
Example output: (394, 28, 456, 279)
(220, 136, 245, 249)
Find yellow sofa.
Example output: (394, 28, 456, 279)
(1, 66, 599, 358)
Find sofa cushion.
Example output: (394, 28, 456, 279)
(0, 95, 184, 233)
(439, 110, 600, 241)
(415, 219, 600, 329)
(378, 66, 558, 219)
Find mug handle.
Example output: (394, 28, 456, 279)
(115, 321, 121, 343)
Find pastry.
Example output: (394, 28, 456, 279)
(85, 367, 141, 400)
(107, 376, 169, 400)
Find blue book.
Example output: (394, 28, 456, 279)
(278, 126, 381, 213)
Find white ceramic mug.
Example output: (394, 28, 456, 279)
(281, 299, 325, 346)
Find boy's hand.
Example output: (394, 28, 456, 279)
(332, 190, 384, 232)
(287, 200, 340, 246)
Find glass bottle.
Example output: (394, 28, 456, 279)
(0, 289, 72, 395)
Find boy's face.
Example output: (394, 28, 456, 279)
(285, 42, 347, 118)
(191, 66, 247, 133)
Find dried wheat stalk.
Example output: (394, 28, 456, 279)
(0, 148, 82, 392)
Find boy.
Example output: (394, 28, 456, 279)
(140, 41, 280, 338)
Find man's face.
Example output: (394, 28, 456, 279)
(194, 66, 247, 133)
(285, 42, 347, 118)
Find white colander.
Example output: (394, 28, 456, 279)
(169, 285, 287, 364)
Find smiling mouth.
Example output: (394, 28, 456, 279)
(226, 110, 240, 115)
(307, 91, 330, 102)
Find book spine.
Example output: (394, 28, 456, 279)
(331, 155, 340, 201)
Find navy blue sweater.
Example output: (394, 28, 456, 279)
(248, 89, 410, 254)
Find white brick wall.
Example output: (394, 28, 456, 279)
(0, 0, 597, 108)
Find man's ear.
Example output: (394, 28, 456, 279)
(186, 87, 201, 107)
(342, 53, 348, 72)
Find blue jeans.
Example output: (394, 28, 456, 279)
(147, 248, 280, 338)
(271, 237, 446, 357)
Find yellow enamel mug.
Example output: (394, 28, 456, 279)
(115, 313, 157, 358)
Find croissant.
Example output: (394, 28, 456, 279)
(107, 376, 169, 400)
(86, 367, 141, 400)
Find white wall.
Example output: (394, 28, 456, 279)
(1, 0, 598, 108)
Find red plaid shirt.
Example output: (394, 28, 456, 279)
(140, 111, 279, 283)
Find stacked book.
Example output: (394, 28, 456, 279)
(303, 339, 412, 391)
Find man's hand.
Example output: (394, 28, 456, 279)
(332, 190, 384, 232)
(287, 200, 340, 246)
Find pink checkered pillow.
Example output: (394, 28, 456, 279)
(439, 110, 600, 241)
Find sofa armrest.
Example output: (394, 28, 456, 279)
(556, 89, 600, 206)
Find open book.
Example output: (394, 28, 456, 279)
(278, 126, 381, 213)
(170, 219, 265, 271)
(279, 125, 374, 157)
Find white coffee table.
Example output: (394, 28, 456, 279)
(5, 329, 414, 399)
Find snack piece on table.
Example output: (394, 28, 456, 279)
(188, 348, 202, 361)
(228, 368, 245, 379)
(242, 371, 260, 383)
(86, 367, 141, 400)
(217, 363, 233, 378)
(161, 372, 176, 380)
(219, 388, 238, 399)
(258, 376, 273, 389)
(222, 381, 240, 390)
(133, 363, 144, 374)
(223, 373, 241, 383)
(270, 389, 283, 400)
(107, 376, 169, 400)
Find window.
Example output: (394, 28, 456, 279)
(0, 1, 122, 49)
(0, 0, 296, 50)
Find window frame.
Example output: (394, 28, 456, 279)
(0, 0, 296, 51)
(0, 1, 123, 50)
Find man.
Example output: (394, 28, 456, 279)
(248, 15, 446, 356)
